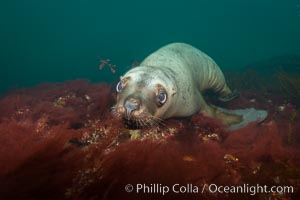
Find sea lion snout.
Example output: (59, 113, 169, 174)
(124, 97, 141, 119)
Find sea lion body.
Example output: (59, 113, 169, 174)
(113, 43, 267, 129)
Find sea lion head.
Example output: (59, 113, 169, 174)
(112, 66, 177, 129)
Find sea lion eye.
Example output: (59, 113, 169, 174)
(157, 91, 167, 105)
(116, 81, 123, 92)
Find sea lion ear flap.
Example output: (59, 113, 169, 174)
(171, 87, 177, 96)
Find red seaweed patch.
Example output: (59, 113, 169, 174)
(0, 79, 299, 200)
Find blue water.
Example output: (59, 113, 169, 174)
(1, 0, 300, 93)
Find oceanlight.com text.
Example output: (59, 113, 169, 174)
(124, 183, 294, 196)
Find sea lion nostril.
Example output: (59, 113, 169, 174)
(124, 99, 140, 119)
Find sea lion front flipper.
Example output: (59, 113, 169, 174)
(218, 89, 239, 102)
(216, 107, 268, 130)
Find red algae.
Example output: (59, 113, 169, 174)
(0, 79, 299, 200)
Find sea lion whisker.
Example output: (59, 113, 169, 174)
(141, 119, 148, 128)
(139, 120, 145, 128)
(151, 116, 167, 128)
(111, 105, 125, 119)
(148, 119, 155, 127)
(138, 117, 149, 128)
(136, 118, 141, 127)
(142, 119, 149, 128)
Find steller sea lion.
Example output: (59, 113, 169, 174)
(112, 43, 267, 130)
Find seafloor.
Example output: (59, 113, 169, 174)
(0, 58, 300, 200)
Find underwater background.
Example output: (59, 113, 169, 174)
(1, 0, 300, 93)
(1, 1, 300, 200)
